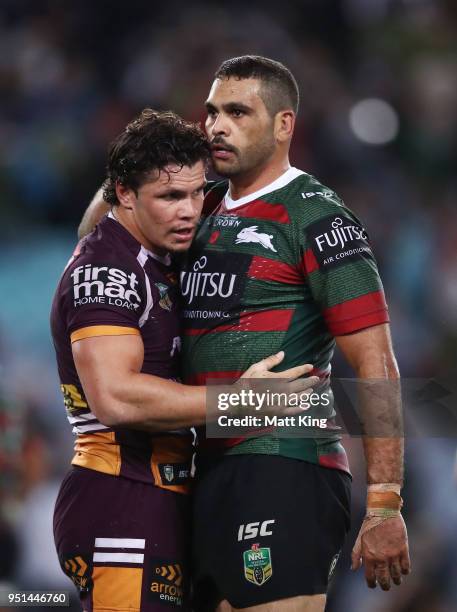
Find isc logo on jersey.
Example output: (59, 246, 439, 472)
(71, 264, 141, 310)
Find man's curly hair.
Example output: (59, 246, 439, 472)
(103, 109, 211, 205)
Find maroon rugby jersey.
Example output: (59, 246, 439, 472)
(51, 213, 192, 494)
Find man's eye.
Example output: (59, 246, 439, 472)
(207, 110, 217, 118)
(232, 109, 244, 117)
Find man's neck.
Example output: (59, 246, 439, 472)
(229, 158, 291, 201)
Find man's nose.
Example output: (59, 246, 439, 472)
(177, 197, 199, 219)
(212, 113, 230, 136)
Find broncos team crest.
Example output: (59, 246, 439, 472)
(243, 544, 273, 586)
(155, 283, 173, 311)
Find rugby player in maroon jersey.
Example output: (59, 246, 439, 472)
(51, 109, 316, 612)
(80, 57, 410, 612)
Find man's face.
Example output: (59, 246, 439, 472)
(125, 161, 206, 255)
(205, 77, 276, 178)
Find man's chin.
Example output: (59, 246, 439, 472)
(169, 240, 193, 253)
(211, 158, 239, 177)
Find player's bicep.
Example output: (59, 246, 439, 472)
(72, 332, 144, 422)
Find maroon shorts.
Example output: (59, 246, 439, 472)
(53, 466, 191, 612)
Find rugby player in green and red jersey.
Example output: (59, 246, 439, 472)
(80, 56, 410, 612)
(185, 56, 409, 612)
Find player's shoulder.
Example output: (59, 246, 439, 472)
(277, 170, 359, 227)
(78, 215, 141, 261)
(62, 215, 146, 289)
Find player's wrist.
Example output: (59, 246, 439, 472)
(366, 483, 403, 517)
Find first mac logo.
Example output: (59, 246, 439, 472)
(71, 264, 141, 310)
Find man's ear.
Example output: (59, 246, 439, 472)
(115, 182, 135, 210)
(274, 110, 295, 143)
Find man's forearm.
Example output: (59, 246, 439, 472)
(88, 371, 207, 432)
(363, 437, 403, 485)
(356, 361, 404, 485)
(111, 374, 207, 431)
(336, 325, 404, 486)
(73, 335, 207, 431)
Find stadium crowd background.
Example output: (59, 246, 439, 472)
(0, 0, 456, 610)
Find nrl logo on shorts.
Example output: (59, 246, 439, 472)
(235, 226, 277, 252)
(243, 543, 272, 586)
(155, 283, 173, 311)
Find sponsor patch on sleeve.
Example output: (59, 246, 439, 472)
(307, 214, 374, 270)
(70, 263, 142, 311)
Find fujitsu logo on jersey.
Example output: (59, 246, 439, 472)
(314, 217, 368, 252)
(71, 264, 141, 310)
(180, 256, 237, 305)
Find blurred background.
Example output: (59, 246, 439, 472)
(0, 0, 456, 610)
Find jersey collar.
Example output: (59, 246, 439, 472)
(107, 211, 171, 266)
(224, 167, 305, 210)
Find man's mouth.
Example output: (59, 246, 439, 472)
(211, 143, 235, 160)
(171, 226, 195, 241)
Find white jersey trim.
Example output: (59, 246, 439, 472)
(67, 411, 98, 425)
(224, 167, 305, 210)
(93, 552, 144, 564)
(72, 422, 109, 434)
(137, 247, 154, 328)
(95, 538, 145, 549)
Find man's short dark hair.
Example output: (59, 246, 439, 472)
(103, 109, 211, 206)
(215, 55, 299, 116)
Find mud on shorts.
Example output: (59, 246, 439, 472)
(54, 466, 190, 612)
(192, 454, 351, 611)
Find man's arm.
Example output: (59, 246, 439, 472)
(73, 333, 207, 430)
(78, 187, 110, 239)
(336, 323, 410, 590)
(73, 334, 316, 432)
(336, 323, 402, 484)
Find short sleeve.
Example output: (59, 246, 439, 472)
(60, 261, 145, 342)
(300, 201, 389, 336)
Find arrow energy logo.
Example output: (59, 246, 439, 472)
(149, 558, 184, 607)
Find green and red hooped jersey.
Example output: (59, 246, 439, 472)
(181, 167, 389, 474)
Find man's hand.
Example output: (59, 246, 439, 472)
(241, 351, 318, 385)
(351, 514, 411, 590)
(241, 351, 319, 396)
(236, 351, 319, 415)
